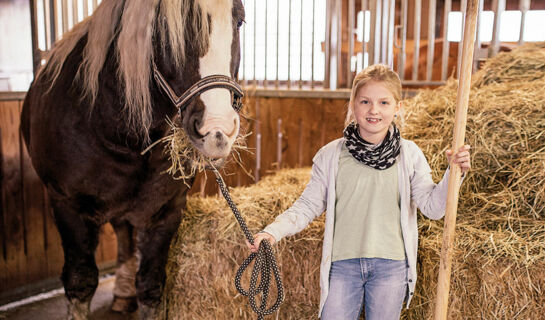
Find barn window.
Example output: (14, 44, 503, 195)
(1, 0, 545, 92)
(448, 10, 545, 42)
(239, 0, 327, 88)
(523, 10, 545, 41)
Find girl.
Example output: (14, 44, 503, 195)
(247, 64, 471, 320)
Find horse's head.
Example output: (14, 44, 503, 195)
(153, 0, 245, 160)
(35, 0, 245, 161)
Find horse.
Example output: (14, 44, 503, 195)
(20, 0, 245, 318)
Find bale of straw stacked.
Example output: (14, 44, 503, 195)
(159, 168, 323, 319)
(160, 42, 545, 319)
(400, 42, 545, 319)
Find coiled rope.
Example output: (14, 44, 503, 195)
(212, 169, 284, 320)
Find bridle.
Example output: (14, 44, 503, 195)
(152, 65, 244, 115)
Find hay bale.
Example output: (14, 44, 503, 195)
(160, 42, 545, 319)
(159, 168, 322, 319)
(399, 42, 545, 319)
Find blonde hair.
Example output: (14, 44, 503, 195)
(345, 64, 402, 127)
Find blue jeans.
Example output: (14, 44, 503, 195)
(321, 258, 408, 320)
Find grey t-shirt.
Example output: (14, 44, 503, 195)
(332, 145, 406, 262)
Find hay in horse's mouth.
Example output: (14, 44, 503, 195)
(142, 118, 248, 184)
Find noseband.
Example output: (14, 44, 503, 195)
(153, 65, 244, 115)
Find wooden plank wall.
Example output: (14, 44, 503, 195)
(0, 94, 349, 303)
(191, 95, 348, 196)
(0, 99, 117, 305)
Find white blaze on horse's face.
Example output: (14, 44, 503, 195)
(197, 0, 240, 159)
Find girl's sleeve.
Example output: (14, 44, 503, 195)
(262, 150, 329, 242)
(409, 142, 455, 220)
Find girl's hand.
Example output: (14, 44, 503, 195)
(446, 145, 471, 174)
(245, 232, 276, 253)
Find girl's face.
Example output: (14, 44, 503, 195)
(353, 80, 400, 144)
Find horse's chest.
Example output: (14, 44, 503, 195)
(101, 164, 190, 223)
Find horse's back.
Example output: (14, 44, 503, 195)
(20, 38, 185, 225)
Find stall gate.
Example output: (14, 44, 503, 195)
(28, 0, 539, 90)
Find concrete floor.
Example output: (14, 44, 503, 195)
(0, 276, 138, 320)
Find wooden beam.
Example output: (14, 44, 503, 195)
(433, 0, 479, 319)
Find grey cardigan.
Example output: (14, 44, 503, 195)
(263, 138, 456, 317)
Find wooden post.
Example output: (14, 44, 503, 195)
(433, 0, 479, 319)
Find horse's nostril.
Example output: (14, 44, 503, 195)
(215, 131, 223, 139)
(194, 120, 206, 138)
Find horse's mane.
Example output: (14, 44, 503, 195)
(36, 0, 211, 141)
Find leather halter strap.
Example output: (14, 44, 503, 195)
(153, 65, 244, 113)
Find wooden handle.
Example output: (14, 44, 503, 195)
(433, 0, 479, 319)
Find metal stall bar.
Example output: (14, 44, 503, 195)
(519, 0, 531, 45)
(324, 0, 332, 89)
(387, 0, 395, 67)
(368, 0, 378, 65)
(300, 0, 304, 88)
(412, 0, 421, 80)
(347, 0, 355, 86)
(44, 0, 54, 50)
(457, 0, 467, 78)
(242, 0, 247, 85)
(311, 0, 315, 88)
(264, 0, 268, 88)
(489, 0, 505, 57)
(381, 0, 389, 64)
(397, 0, 407, 79)
(441, 0, 451, 80)
(76, 0, 81, 25)
(83, 0, 88, 18)
(382, 0, 389, 64)
(473, 0, 484, 71)
(378, 0, 385, 64)
(475, 0, 483, 49)
(73, 0, 78, 26)
(61, 0, 69, 34)
(30, 0, 40, 73)
(253, 0, 257, 86)
(287, 0, 292, 88)
(336, 0, 343, 88)
(426, 0, 437, 80)
(52, 0, 60, 43)
(361, 0, 368, 70)
(275, 0, 279, 88)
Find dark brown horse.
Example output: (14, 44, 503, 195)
(20, 0, 245, 318)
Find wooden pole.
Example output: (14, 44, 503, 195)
(433, 0, 479, 319)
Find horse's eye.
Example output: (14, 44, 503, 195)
(237, 19, 245, 29)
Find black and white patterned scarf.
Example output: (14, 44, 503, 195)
(343, 122, 401, 170)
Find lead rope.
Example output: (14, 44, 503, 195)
(212, 169, 284, 319)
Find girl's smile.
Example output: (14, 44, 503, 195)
(365, 117, 382, 124)
(353, 80, 400, 144)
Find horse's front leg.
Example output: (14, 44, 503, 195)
(51, 198, 100, 320)
(135, 206, 182, 319)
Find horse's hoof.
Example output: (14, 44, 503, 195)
(111, 296, 138, 313)
(67, 298, 90, 320)
(138, 304, 158, 320)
